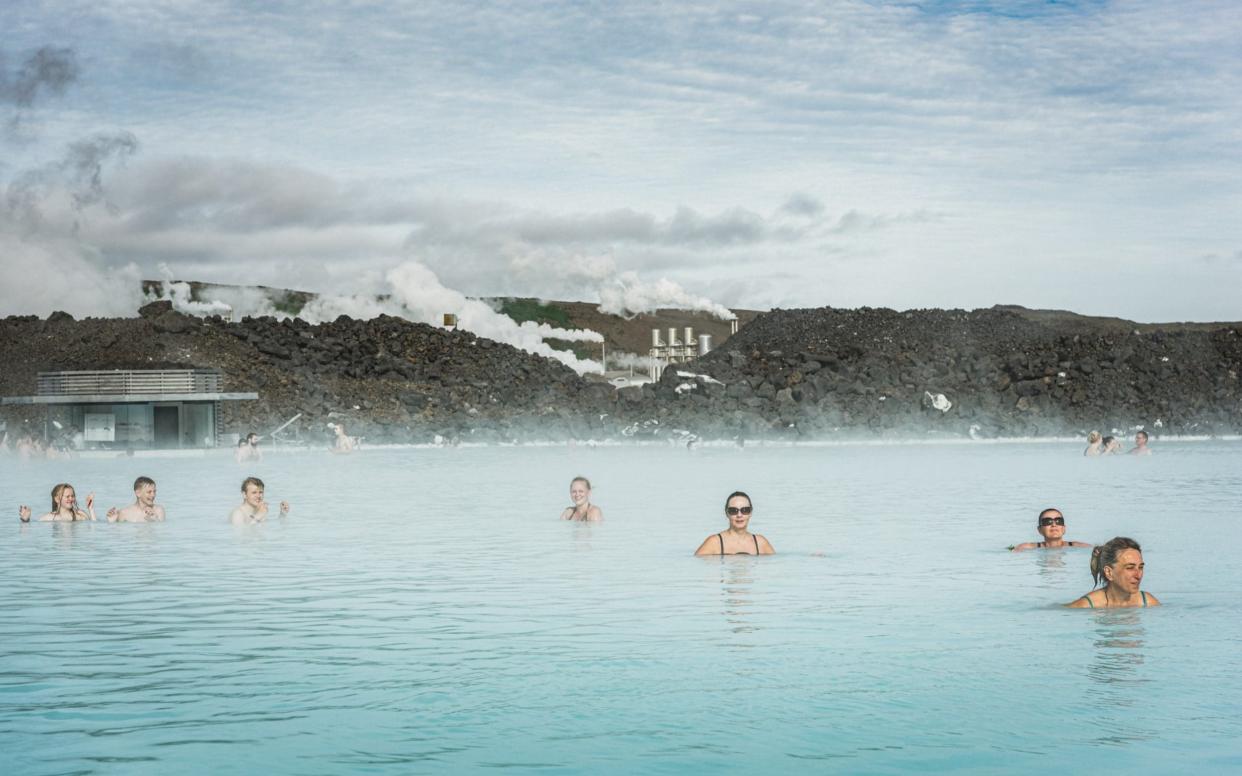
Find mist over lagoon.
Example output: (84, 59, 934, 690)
(4, 441, 1242, 772)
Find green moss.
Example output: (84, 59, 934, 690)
(500, 298, 571, 327)
(273, 293, 308, 316)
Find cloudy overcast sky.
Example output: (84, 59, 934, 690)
(2, 0, 1240, 321)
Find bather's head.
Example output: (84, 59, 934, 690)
(1037, 507, 1066, 541)
(1090, 537, 1143, 591)
(569, 477, 592, 505)
(241, 476, 266, 508)
(51, 483, 76, 512)
(133, 476, 156, 506)
(724, 491, 753, 530)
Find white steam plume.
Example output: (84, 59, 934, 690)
(0, 234, 142, 317)
(597, 271, 736, 320)
(605, 351, 665, 370)
(508, 249, 737, 321)
(148, 260, 605, 374)
(384, 261, 602, 373)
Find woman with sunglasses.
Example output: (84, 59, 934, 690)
(694, 491, 775, 556)
(1068, 536, 1161, 608)
(1010, 508, 1093, 551)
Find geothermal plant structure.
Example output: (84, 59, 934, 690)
(649, 326, 711, 380)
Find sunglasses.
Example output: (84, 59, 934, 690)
(726, 506, 753, 516)
(1038, 516, 1065, 527)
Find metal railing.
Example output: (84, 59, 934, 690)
(36, 370, 224, 396)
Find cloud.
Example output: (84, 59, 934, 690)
(0, 46, 78, 108)
(6, 131, 139, 233)
(778, 192, 825, 218)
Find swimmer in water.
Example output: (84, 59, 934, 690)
(107, 476, 166, 522)
(19, 483, 97, 522)
(235, 432, 262, 463)
(1010, 508, 1093, 551)
(694, 491, 775, 556)
(228, 476, 290, 525)
(1129, 430, 1152, 456)
(1101, 435, 1122, 454)
(329, 423, 355, 454)
(1083, 431, 1103, 457)
(1068, 536, 1161, 608)
(560, 476, 603, 521)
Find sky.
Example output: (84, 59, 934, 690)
(2, 0, 1240, 324)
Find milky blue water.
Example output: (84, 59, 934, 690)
(2, 440, 1241, 774)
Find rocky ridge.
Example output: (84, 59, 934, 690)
(2, 302, 1239, 443)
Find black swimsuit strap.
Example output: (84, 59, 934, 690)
(718, 533, 725, 555)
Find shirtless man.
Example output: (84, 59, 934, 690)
(235, 432, 262, 463)
(1129, 430, 1152, 456)
(1010, 507, 1093, 551)
(107, 476, 166, 522)
(228, 476, 290, 525)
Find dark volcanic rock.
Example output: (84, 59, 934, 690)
(2, 305, 1240, 442)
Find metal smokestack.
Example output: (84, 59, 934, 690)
(698, 334, 712, 356)
(652, 328, 662, 347)
(668, 327, 679, 347)
(684, 327, 694, 347)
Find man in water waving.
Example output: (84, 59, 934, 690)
(229, 476, 290, 525)
(107, 476, 166, 522)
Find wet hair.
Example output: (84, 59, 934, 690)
(1087, 431, 1101, 443)
(237, 438, 247, 448)
(1090, 537, 1142, 589)
(570, 476, 591, 490)
(247, 432, 258, 443)
(1136, 430, 1149, 442)
(1037, 506, 1064, 522)
(724, 491, 752, 512)
(241, 476, 265, 493)
(50, 482, 74, 512)
(1102, 435, 1116, 446)
(133, 476, 155, 492)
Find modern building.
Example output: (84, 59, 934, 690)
(1, 369, 257, 450)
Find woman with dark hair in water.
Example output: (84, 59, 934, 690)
(1068, 537, 1161, 608)
(694, 491, 775, 556)
(1010, 508, 1093, 551)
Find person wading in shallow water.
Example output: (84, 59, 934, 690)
(694, 491, 775, 556)
(1068, 537, 1161, 609)
(1010, 508, 1093, 551)
(560, 477, 603, 521)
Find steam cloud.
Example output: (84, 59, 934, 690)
(0, 46, 79, 108)
(598, 272, 736, 320)
(2, 133, 143, 316)
(155, 261, 605, 374)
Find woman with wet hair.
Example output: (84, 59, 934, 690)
(560, 477, 603, 521)
(18, 483, 97, 522)
(694, 491, 775, 556)
(1068, 537, 1161, 608)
